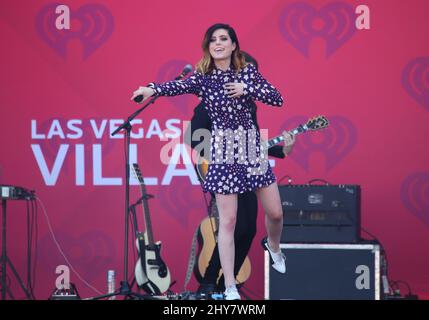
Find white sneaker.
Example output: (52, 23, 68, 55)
(224, 286, 241, 300)
(261, 237, 286, 274)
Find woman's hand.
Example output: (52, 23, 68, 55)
(224, 82, 246, 98)
(130, 86, 155, 103)
(282, 131, 296, 156)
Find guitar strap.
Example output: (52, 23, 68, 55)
(183, 225, 200, 291)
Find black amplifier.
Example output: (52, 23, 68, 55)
(265, 243, 381, 300)
(279, 184, 361, 243)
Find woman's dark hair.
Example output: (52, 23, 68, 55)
(196, 23, 246, 74)
(241, 51, 259, 70)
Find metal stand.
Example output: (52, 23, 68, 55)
(88, 96, 159, 300)
(1, 199, 32, 300)
(88, 67, 189, 299)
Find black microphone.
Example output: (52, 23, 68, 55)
(174, 64, 193, 80)
(133, 64, 193, 103)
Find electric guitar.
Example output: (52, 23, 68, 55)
(194, 196, 251, 286)
(195, 115, 329, 182)
(131, 163, 171, 294)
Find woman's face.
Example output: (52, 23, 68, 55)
(209, 28, 236, 62)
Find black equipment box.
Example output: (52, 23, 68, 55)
(265, 243, 381, 300)
(279, 184, 361, 243)
(0, 185, 35, 200)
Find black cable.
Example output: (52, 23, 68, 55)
(344, 215, 392, 298)
(360, 228, 389, 270)
(359, 228, 390, 288)
(33, 199, 38, 298)
(26, 200, 30, 286)
(307, 178, 330, 185)
(70, 282, 80, 298)
(30, 199, 35, 296)
(389, 280, 413, 296)
(26, 199, 32, 299)
(29, 198, 37, 299)
(359, 225, 416, 300)
(278, 174, 293, 185)
(27, 198, 36, 300)
(31, 198, 38, 299)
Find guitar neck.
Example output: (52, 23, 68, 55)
(266, 125, 307, 149)
(140, 184, 155, 245)
(132, 163, 155, 246)
(210, 197, 219, 229)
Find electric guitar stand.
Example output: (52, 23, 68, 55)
(88, 97, 161, 300)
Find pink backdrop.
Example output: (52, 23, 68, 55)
(1, 0, 428, 299)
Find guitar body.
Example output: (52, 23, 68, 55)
(195, 217, 251, 286)
(131, 163, 172, 295)
(134, 233, 150, 289)
(135, 232, 171, 294)
(196, 157, 209, 183)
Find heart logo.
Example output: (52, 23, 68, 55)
(278, 2, 356, 58)
(38, 230, 117, 280)
(401, 57, 429, 111)
(401, 172, 429, 228)
(35, 3, 114, 59)
(156, 60, 195, 116)
(280, 115, 357, 171)
(158, 180, 205, 227)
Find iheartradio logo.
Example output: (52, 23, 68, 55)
(156, 60, 195, 116)
(400, 172, 429, 228)
(278, 2, 370, 58)
(38, 230, 117, 281)
(401, 57, 429, 111)
(280, 115, 358, 171)
(158, 181, 205, 227)
(35, 3, 114, 59)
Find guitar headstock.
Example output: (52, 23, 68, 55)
(306, 115, 329, 131)
(270, 115, 329, 147)
(131, 163, 144, 184)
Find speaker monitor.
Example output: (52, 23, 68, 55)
(265, 243, 381, 300)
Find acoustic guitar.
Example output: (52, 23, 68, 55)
(194, 196, 251, 286)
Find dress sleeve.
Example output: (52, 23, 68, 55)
(148, 71, 203, 97)
(244, 64, 284, 107)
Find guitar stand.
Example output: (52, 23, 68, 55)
(87, 281, 158, 300)
(88, 96, 161, 300)
(1, 199, 33, 300)
(128, 199, 153, 298)
(128, 198, 176, 298)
